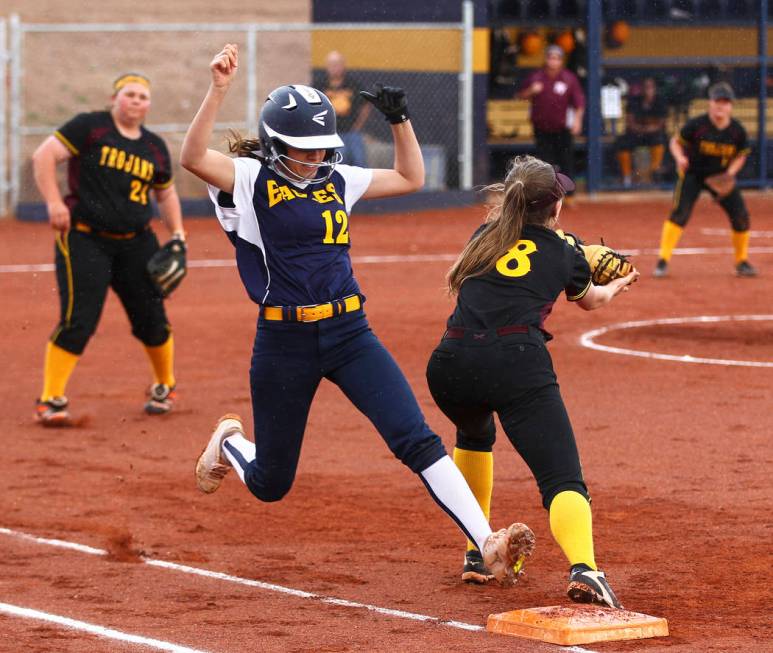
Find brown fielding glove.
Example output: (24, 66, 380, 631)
(581, 242, 634, 286)
(704, 172, 736, 198)
(147, 238, 187, 297)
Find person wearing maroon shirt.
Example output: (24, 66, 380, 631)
(518, 45, 585, 196)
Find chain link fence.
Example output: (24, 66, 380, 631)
(4, 15, 474, 216)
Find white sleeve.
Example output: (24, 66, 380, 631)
(206, 157, 264, 248)
(335, 164, 373, 213)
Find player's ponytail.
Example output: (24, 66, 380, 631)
(227, 130, 262, 159)
(447, 155, 561, 295)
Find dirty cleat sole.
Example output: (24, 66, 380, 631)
(195, 413, 243, 494)
(482, 523, 536, 587)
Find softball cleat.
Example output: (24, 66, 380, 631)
(482, 522, 535, 587)
(195, 413, 243, 493)
(567, 565, 623, 609)
(35, 396, 72, 427)
(144, 383, 177, 415)
(462, 549, 495, 584)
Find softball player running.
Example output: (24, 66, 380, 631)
(181, 44, 534, 583)
(33, 73, 185, 425)
(426, 156, 638, 608)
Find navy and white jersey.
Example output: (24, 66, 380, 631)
(208, 158, 372, 306)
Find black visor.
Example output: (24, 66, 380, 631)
(528, 171, 575, 209)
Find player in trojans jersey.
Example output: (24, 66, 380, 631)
(32, 73, 185, 425)
(426, 156, 638, 607)
(181, 44, 536, 584)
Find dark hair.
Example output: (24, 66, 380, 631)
(446, 155, 564, 294)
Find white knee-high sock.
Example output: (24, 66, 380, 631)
(419, 455, 492, 552)
(222, 434, 256, 484)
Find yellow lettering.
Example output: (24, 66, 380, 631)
(267, 180, 284, 208)
(139, 160, 149, 181)
(280, 185, 295, 202)
(325, 182, 343, 204)
(292, 189, 308, 198)
(313, 188, 335, 203)
(123, 154, 134, 173)
(116, 150, 126, 170)
(107, 147, 118, 168)
(132, 156, 142, 177)
(99, 146, 110, 166)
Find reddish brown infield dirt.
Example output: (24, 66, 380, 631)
(0, 194, 771, 652)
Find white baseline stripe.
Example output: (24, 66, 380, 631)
(4, 247, 773, 274)
(0, 602, 209, 653)
(580, 314, 773, 368)
(0, 527, 596, 652)
(700, 227, 773, 238)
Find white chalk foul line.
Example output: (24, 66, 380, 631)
(580, 314, 773, 367)
(0, 602, 209, 653)
(4, 247, 773, 274)
(700, 227, 773, 238)
(0, 526, 596, 652)
(0, 254, 457, 274)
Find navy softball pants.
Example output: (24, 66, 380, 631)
(241, 310, 447, 502)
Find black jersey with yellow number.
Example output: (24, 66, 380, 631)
(448, 224, 592, 340)
(678, 114, 750, 177)
(54, 111, 173, 233)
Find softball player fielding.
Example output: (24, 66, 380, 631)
(181, 44, 535, 585)
(32, 73, 185, 425)
(426, 156, 638, 607)
(654, 82, 755, 278)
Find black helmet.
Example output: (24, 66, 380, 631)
(258, 84, 344, 184)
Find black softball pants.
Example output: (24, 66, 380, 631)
(670, 172, 750, 231)
(534, 128, 575, 184)
(52, 228, 170, 354)
(426, 326, 588, 509)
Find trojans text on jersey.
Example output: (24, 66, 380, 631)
(98, 145, 155, 182)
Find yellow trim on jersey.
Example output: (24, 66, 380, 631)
(567, 279, 592, 302)
(152, 178, 174, 190)
(55, 230, 75, 326)
(672, 172, 685, 210)
(54, 131, 79, 156)
(737, 147, 751, 157)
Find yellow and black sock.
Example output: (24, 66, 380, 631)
(549, 490, 597, 570)
(658, 220, 684, 262)
(453, 447, 493, 552)
(731, 230, 750, 264)
(144, 334, 176, 387)
(41, 341, 80, 401)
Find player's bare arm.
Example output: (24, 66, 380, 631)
(180, 44, 238, 193)
(577, 270, 639, 311)
(32, 135, 73, 231)
(725, 153, 747, 177)
(359, 84, 424, 199)
(155, 184, 185, 240)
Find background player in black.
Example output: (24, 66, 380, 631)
(654, 82, 755, 278)
(32, 73, 185, 425)
(426, 155, 638, 607)
(615, 77, 667, 187)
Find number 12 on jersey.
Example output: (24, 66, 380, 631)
(321, 209, 350, 244)
(496, 239, 537, 277)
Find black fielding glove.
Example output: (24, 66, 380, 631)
(360, 83, 409, 124)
